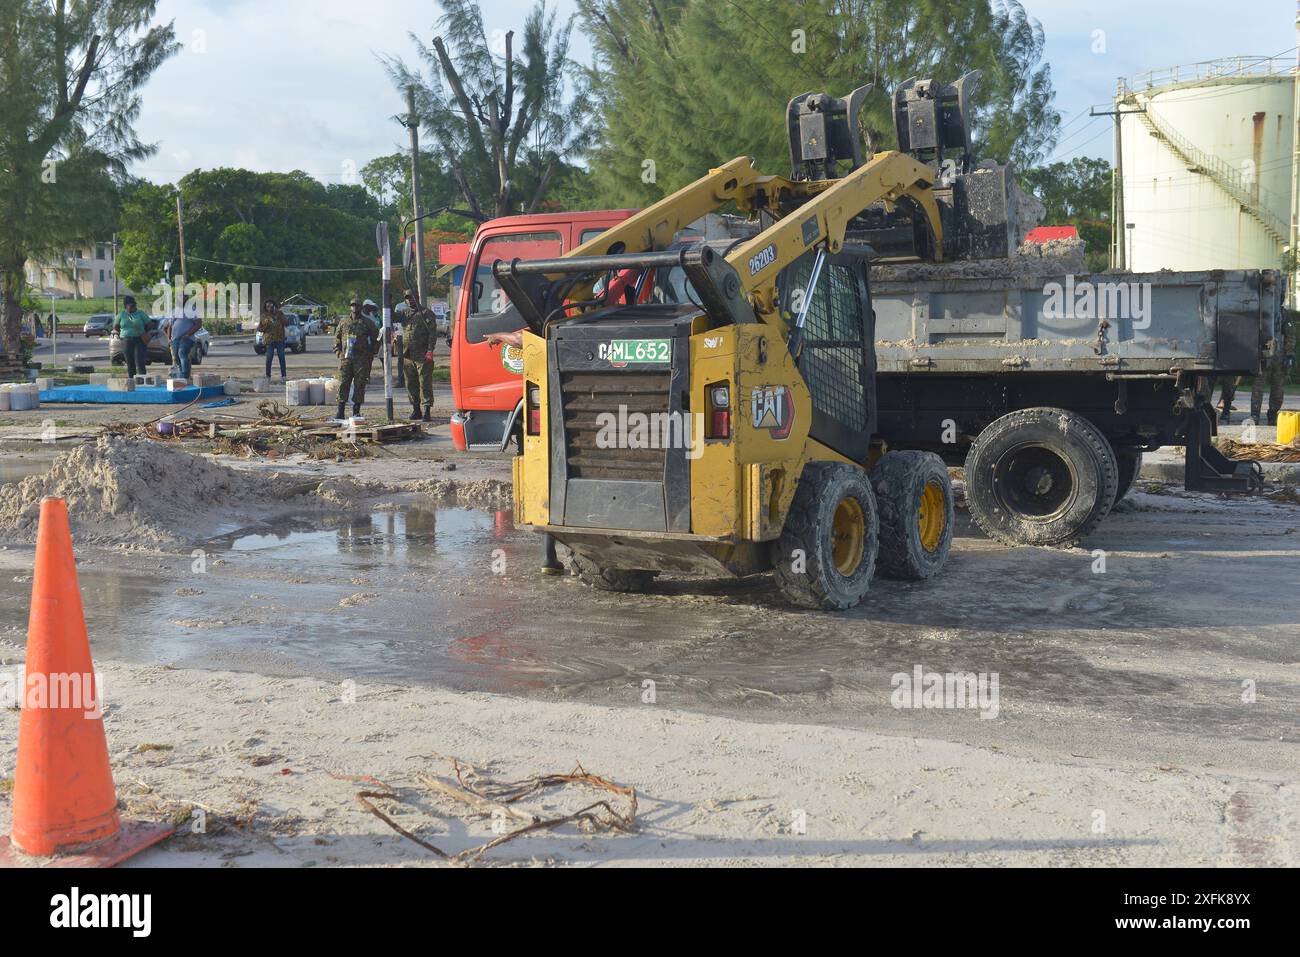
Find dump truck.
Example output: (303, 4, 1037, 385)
(870, 262, 1280, 544)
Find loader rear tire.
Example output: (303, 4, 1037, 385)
(964, 407, 1118, 547)
(871, 451, 954, 580)
(772, 462, 879, 611)
(561, 547, 658, 593)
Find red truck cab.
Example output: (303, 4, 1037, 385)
(448, 209, 639, 451)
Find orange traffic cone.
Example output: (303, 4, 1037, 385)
(0, 497, 173, 867)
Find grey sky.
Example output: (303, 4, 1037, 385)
(129, 0, 1294, 185)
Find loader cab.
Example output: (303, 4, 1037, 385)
(775, 246, 877, 462)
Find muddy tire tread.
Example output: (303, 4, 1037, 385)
(872, 450, 954, 580)
(772, 462, 879, 610)
(562, 547, 657, 593)
(965, 407, 1119, 547)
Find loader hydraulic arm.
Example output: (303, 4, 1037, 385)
(524, 151, 943, 335)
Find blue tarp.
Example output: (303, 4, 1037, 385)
(38, 384, 228, 405)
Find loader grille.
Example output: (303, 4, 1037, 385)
(559, 370, 672, 482)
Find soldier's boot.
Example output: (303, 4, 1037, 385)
(335, 402, 346, 421)
(540, 533, 563, 576)
(352, 402, 362, 417)
(409, 402, 422, 420)
(423, 404, 432, 422)
(1267, 411, 1279, 426)
(1250, 404, 1263, 423)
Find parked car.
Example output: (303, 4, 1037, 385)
(109, 318, 211, 368)
(303, 317, 323, 335)
(82, 313, 113, 337)
(254, 313, 306, 354)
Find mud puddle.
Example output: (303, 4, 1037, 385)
(0, 496, 1295, 773)
(0, 451, 60, 485)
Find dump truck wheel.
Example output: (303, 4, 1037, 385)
(1115, 449, 1143, 502)
(872, 451, 954, 580)
(965, 407, 1118, 547)
(772, 462, 879, 610)
(561, 547, 658, 593)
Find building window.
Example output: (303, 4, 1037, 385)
(100, 269, 105, 282)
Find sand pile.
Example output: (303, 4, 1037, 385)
(0, 436, 337, 547)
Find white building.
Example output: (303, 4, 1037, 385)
(25, 241, 126, 299)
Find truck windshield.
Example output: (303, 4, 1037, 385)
(470, 231, 563, 317)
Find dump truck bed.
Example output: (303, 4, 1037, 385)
(871, 267, 1284, 375)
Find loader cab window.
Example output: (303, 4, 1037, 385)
(779, 251, 875, 459)
(470, 231, 563, 317)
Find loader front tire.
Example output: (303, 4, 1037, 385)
(871, 450, 954, 580)
(561, 547, 658, 593)
(772, 462, 879, 611)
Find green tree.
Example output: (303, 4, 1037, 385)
(575, 0, 1059, 207)
(118, 168, 389, 312)
(360, 151, 458, 223)
(0, 0, 178, 360)
(1020, 156, 1112, 272)
(384, 0, 590, 218)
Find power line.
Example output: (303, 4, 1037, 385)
(185, 255, 379, 274)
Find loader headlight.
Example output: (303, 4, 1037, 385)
(710, 385, 730, 408)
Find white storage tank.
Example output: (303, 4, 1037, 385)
(1117, 56, 1295, 277)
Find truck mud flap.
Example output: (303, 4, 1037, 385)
(1182, 400, 1264, 493)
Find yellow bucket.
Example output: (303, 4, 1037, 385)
(1278, 410, 1299, 446)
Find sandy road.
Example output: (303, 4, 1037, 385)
(0, 435, 1295, 865)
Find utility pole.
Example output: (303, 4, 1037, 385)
(406, 85, 428, 306)
(111, 232, 119, 320)
(1290, 0, 1299, 308)
(1094, 90, 1146, 271)
(175, 194, 188, 296)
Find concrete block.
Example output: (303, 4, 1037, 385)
(133, 374, 158, 387)
(35, 377, 56, 391)
(106, 378, 136, 392)
(166, 378, 189, 391)
(89, 373, 112, 385)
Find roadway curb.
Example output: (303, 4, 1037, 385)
(1140, 459, 1300, 485)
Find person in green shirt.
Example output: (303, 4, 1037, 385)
(113, 295, 150, 379)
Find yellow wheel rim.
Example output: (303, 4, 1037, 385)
(918, 480, 946, 553)
(831, 496, 866, 576)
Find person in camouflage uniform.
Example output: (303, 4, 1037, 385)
(1251, 308, 1296, 426)
(334, 296, 380, 419)
(401, 290, 436, 421)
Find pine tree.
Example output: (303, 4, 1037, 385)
(576, 0, 1060, 207)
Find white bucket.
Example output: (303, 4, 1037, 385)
(307, 379, 326, 405)
(285, 379, 309, 406)
(9, 386, 34, 411)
